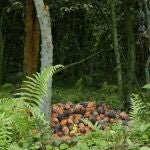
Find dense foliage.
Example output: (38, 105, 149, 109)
(0, 0, 149, 84)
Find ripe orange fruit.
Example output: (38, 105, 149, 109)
(60, 119, 67, 127)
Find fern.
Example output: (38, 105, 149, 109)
(0, 98, 11, 104)
(80, 118, 100, 131)
(8, 144, 25, 150)
(15, 65, 63, 107)
(0, 65, 64, 149)
(0, 113, 12, 149)
(130, 94, 150, 122)
(25, 102, 50, 130)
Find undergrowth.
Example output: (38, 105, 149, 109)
(0, 70, 149, 149)
(52, 82, 121, 109)
(0, 65, 63, 149)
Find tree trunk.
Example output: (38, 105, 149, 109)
(124, 0, 136, 101)
(24, 0, 40, 76)
(0, 12, 4, 84)
(145, 56, 150, 84)
(33, 0, 53, 121)
(111, 0, 123, 103)
(0, 24, 4, 84)
(143, 0, 150, 84)
(144, 0, 150, 51)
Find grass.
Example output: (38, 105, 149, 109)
(0, 83, 15, 98)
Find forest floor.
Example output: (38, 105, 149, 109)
(0, 82, 124, 139)
(0, 81, 122, 110)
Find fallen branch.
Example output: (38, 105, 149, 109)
(58, 49, 112, 71)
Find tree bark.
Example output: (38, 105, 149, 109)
(143, 0, 150, 84)
(33, 0, 53, 121)
(145, 56, 150, 84)
(24, 0, 40, 76)
(124, 0, 136, 100)
(111, 0, 123, 103)
(0, 15, 4, 84)
(144, 0, 150, 51)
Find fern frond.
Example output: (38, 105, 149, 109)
(0, 113, 12, 149)
(8, 144, 24, 150)
(130, 94, 150, 122)
(0, 65, 63, 149)
(15, 65, 63, 106)
(24, 103, 50, 129)
(80, 118, 100, 131)
(0, 98, 13, 104)
(0, 98, 20, 116)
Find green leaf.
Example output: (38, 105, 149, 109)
(140, 147, 150, 150)
(143, 84, 150, 89)
(60, 143, 69, 150)
(53, 140, 62, 146)
(46, 145, 53, 150)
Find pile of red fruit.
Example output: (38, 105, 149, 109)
(51, 101, 128, 140)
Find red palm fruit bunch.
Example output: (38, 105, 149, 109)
(74, 104, 84, 114)
(119, 112, 128, 120)
(51, 101, 128, 140)
(65, 102, 74, 110)
(52, 103, 64, 114)
(86, 101, 96, 112)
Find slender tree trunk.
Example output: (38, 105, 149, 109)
(33, 0, 53, 121)
(145, 56, 150, 84)
(144, 0, 150, 51)
(143, 0, 150, 84)
(24, 0, 40, 76)
(124, 0, 136, 99)
(111, 0, 123, 103)
(0, 24, 4, 84)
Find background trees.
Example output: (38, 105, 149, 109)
(0, 0, 149, 108)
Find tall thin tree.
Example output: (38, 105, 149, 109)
(111, 0, 123, 104)
(143, 0, 150, 84)
(0, 14, 4, 83)
(124, 0, 136, 102)
(33, 0, 53, 121)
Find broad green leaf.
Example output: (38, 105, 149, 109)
(143, 84, 150, 89)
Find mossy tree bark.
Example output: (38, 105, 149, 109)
(33, 0, 53, 121)
(24, 0, 40, 76)
(111, 0, 123, 104)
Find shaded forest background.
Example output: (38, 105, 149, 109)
(0, 0, 149, 109)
